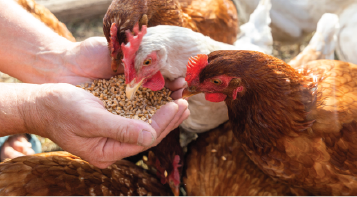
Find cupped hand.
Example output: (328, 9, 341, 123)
(0, 134, 35, 161)
(23, 83, 189, 168)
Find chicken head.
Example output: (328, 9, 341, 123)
(121, 23, 165, 100)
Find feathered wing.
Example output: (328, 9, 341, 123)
(336, 3, 357, 64)
(244, 59, 357, 195)
(288, 13, 339, 69)
(184, 122, 292, 195)
(234, 0, 273, 55)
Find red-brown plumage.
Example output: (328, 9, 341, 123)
(183, 50, 357, 195)
(103, 0, 239, 72)
(144, 127, 183, 196)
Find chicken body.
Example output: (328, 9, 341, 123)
(184, 121, 292, 196)
(0, 151, 172, 195)
(183, 50, 357, 195)
(103, 0, 239, 72)
(122, 0, 272, 133)
(15, 0, 75, 42)
(236, 0, 355, 44)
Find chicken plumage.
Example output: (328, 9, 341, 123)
(15, 0, 75, 42)
(183, 50, 357, 195)
(336, 2, 357, 64)
(184, 121, 293, 196)
(0, 151, 172, 195)
(103, 0, 239, 72)
(236, 0, 355, 44)
(122, 0, 272, 133)
(288, 13, 339, 69)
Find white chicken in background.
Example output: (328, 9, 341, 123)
(336, 2, 357, 64)
(289, 13, 339, 68)
(122, 0, 272, 135)
(235, 0, 355, 44)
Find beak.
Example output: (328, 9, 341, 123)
(182, 87, 200, 99)
(126, 78, 145, 100)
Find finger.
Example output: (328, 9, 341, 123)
(12, 139, 32, 153)
(90, 111, 158, 147)
(150, 101, 179, 139)
(88, 138, 148, 169)
(170, 88, 184, 100)
(2, 146, 25, 160)
(165, 78, 187, 91)
(151, 99, 188, 144)
(22, 147, 35, 155)
(173, 108, 190, 129)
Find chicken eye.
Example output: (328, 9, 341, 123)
(211, 79, 222, 85)
(143, 58, 152, 66)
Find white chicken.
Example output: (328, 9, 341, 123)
(289, 13, 339, 68)
(336, 2, 357, 64)
(235, 0, 355, 43)
(122, 0, 272, 133)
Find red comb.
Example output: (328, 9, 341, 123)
(121, 23, 147, 83)
(185, 54, 208, 86)
(109, 23, 120, 58)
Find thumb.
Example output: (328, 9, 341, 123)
(95, 111, 158, 147)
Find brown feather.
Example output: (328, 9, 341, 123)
(0, 152, 172, 196)
(184, 121, 293, 196)
(194, 50, 357, 195)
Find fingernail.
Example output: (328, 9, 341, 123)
(137, 130, 155, 147)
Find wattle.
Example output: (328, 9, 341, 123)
(205, 93, 227, 102)
(143, 71, 165, 91)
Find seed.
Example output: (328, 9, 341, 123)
(80, 75, 172, 124)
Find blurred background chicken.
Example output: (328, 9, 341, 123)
(336, 2, 357, 64)
(0, 151, 172, 195)
(183, 50, 357, 195)
(235, 0, 355, 45)
(288, 13, 339, 68)
(15, 0, 75, 42)
(103, 0, 239, 72)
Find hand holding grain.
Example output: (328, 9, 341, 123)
(20, 82, 188, 168)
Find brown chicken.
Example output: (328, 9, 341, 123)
(0, 151, 172, 195)
(103, 0, 239, 72)
(15, 0, 76, 42)
(143, 127, 183, 196)
(184, 121, 292, 196)
(183, 50, 357, 195)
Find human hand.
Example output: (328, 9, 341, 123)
(0, 134, 35, 161)
(55, 37, 117, 85)
(22, 83, 189, 168)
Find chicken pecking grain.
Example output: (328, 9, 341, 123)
(0, 151, 172, 196)
(103, 0, 239, 72)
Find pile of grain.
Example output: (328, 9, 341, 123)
(77, 75, 172, 124)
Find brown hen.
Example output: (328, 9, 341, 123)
(183, 50, 357, 195)
(103, 0, 239, 72)
(184, 121, 292, 196)
(15, 0, 76, 42)
(0, 151, 172, 195)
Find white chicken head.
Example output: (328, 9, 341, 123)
(121, 23, 168, 100)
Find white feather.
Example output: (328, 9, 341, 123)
(289, 13, 339, 68)
(336, 2, 357, 64)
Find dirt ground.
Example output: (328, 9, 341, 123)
(1, 14, 310, 152)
